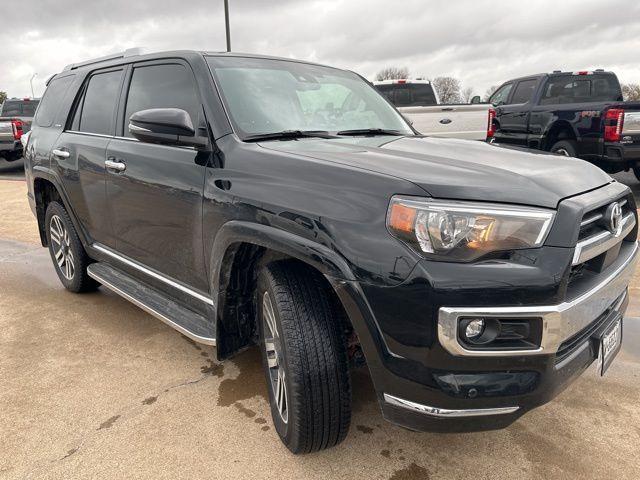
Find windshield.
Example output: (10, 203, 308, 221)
(206, 56, 413, 138)
(0, 100, 39, 117)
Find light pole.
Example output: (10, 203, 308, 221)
(224, 0, 231, 52)
(30, 73, 37, 98)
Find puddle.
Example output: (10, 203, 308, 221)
(216, 347, 268, 407)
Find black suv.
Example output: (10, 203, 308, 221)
(24, 49, 638, 453)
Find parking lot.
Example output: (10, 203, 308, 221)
(1, 158, 639, 480)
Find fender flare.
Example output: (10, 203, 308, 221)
(543, 119, 580, 150)
(32, 166, 90, 248)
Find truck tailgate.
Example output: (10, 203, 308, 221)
(0, 120, 15, 143)
(399, 104, 490, 141)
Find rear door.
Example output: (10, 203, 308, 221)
(105, 59, 209, 293)
(494, 78, 539, 146)
(52, 67, 124, 247)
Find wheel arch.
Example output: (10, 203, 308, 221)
(32, 169, 88, 248)
(543, 120, 578, 151)
(210, 221, 364, 360)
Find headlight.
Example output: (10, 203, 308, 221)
(387, 196, 555, 261)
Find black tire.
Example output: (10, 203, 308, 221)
(44, 201, 98, 293)
(257, 262, 351, 454)
(550, 140, 578, 157)
(632, 167, 640, 182)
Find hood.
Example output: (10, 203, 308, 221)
(260, 136, 612, 208)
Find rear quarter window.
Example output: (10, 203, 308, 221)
(35, 75, 75, 127)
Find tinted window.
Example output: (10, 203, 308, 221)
(35, 76, 73, 127)
(77, 70, 123, 135)
(124, 64, 200, 137)
(375, 83, 438, 107)
(511, 80, 537, 104)
(489, 83, 513, 106)
(1, 99, 40, 117)
(539, 75, 622, 105)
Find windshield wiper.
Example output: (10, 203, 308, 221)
(243, 130, 335, 142)
(336, 128, 406, 136)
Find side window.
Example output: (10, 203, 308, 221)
(489, 83, 513, 106)
(124, 63, 200, 137)
(510, 80, 538, 104)
(540, 78, 590, 105)
(35, 76, 74, 127)
(75, 70, 123, 135)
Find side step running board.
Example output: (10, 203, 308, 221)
(87, 262, 216, 346)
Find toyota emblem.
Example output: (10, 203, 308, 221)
(605, 202, 623, 237)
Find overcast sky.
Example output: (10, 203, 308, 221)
(3, 0, 640, 98)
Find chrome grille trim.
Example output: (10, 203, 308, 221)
(572, 213, 635, 265)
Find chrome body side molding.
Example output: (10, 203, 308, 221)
(92, 243, 214, 306)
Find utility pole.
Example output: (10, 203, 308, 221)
(30, 73, 37, 98)
(224, 0, 231, 52)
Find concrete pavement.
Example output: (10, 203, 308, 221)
(1, 179, 640, 480)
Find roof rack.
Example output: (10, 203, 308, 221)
(62, 47, 145, 71)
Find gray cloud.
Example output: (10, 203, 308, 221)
(2, 0, 640, 98)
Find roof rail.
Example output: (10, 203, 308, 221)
(62, 47, 145, 71)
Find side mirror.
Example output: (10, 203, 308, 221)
(470, 95, 481, 104)
(128, 108, 208, 148)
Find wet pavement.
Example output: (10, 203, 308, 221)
(1, 178, 640, 479)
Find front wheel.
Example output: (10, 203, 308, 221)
(550, 140, 577, 157)
(257, 262, 351, 453)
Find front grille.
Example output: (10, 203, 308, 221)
(577, 195, 633, 242)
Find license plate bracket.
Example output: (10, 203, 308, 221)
(599, 316, 623, 376)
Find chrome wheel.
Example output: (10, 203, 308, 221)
(555, 148, 570, 157)
(49, 214, 75, 280)
(263, 291, 288, 424)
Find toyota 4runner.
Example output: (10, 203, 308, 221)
(24, 49, 638, 453)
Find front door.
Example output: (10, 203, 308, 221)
(105, 60, 208, 293)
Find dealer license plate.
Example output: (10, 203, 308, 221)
(599, 317, 622, 376)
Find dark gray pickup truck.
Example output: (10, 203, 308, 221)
(0, 98, 39, 161)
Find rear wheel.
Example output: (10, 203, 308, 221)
(257, 262, 351, 453)
(45, 201, 98, 293)
(550, 140, 578, 157)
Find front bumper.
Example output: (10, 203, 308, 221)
(438, 241, 638, 357)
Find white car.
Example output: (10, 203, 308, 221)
(374, 79, 493, 141)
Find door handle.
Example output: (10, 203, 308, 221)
(105, 158, 126, 172)
(52, 148, 70, 159)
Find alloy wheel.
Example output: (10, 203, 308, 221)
(262, 291, 288, 423)
(49, 214, 75, 280)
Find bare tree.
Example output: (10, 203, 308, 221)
(432, 76, 462, 104)
(0, 91, 7, 104)
(375, 67, 410, 81)
(484, 85, 499, 102)
(461, 87, 475, 103)
(621, 83, 640, 101)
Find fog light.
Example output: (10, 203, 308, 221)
(464, 318, 485, 339)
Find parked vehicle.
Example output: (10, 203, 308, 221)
(25, 50, 638, 453)
(489, 70, 640, 178)
(0, 98, 39, 161)
(374, 79, 492, 140)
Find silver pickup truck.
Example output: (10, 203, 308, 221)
(374, 80, 492, 141)
(0, 98, 39, 161)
